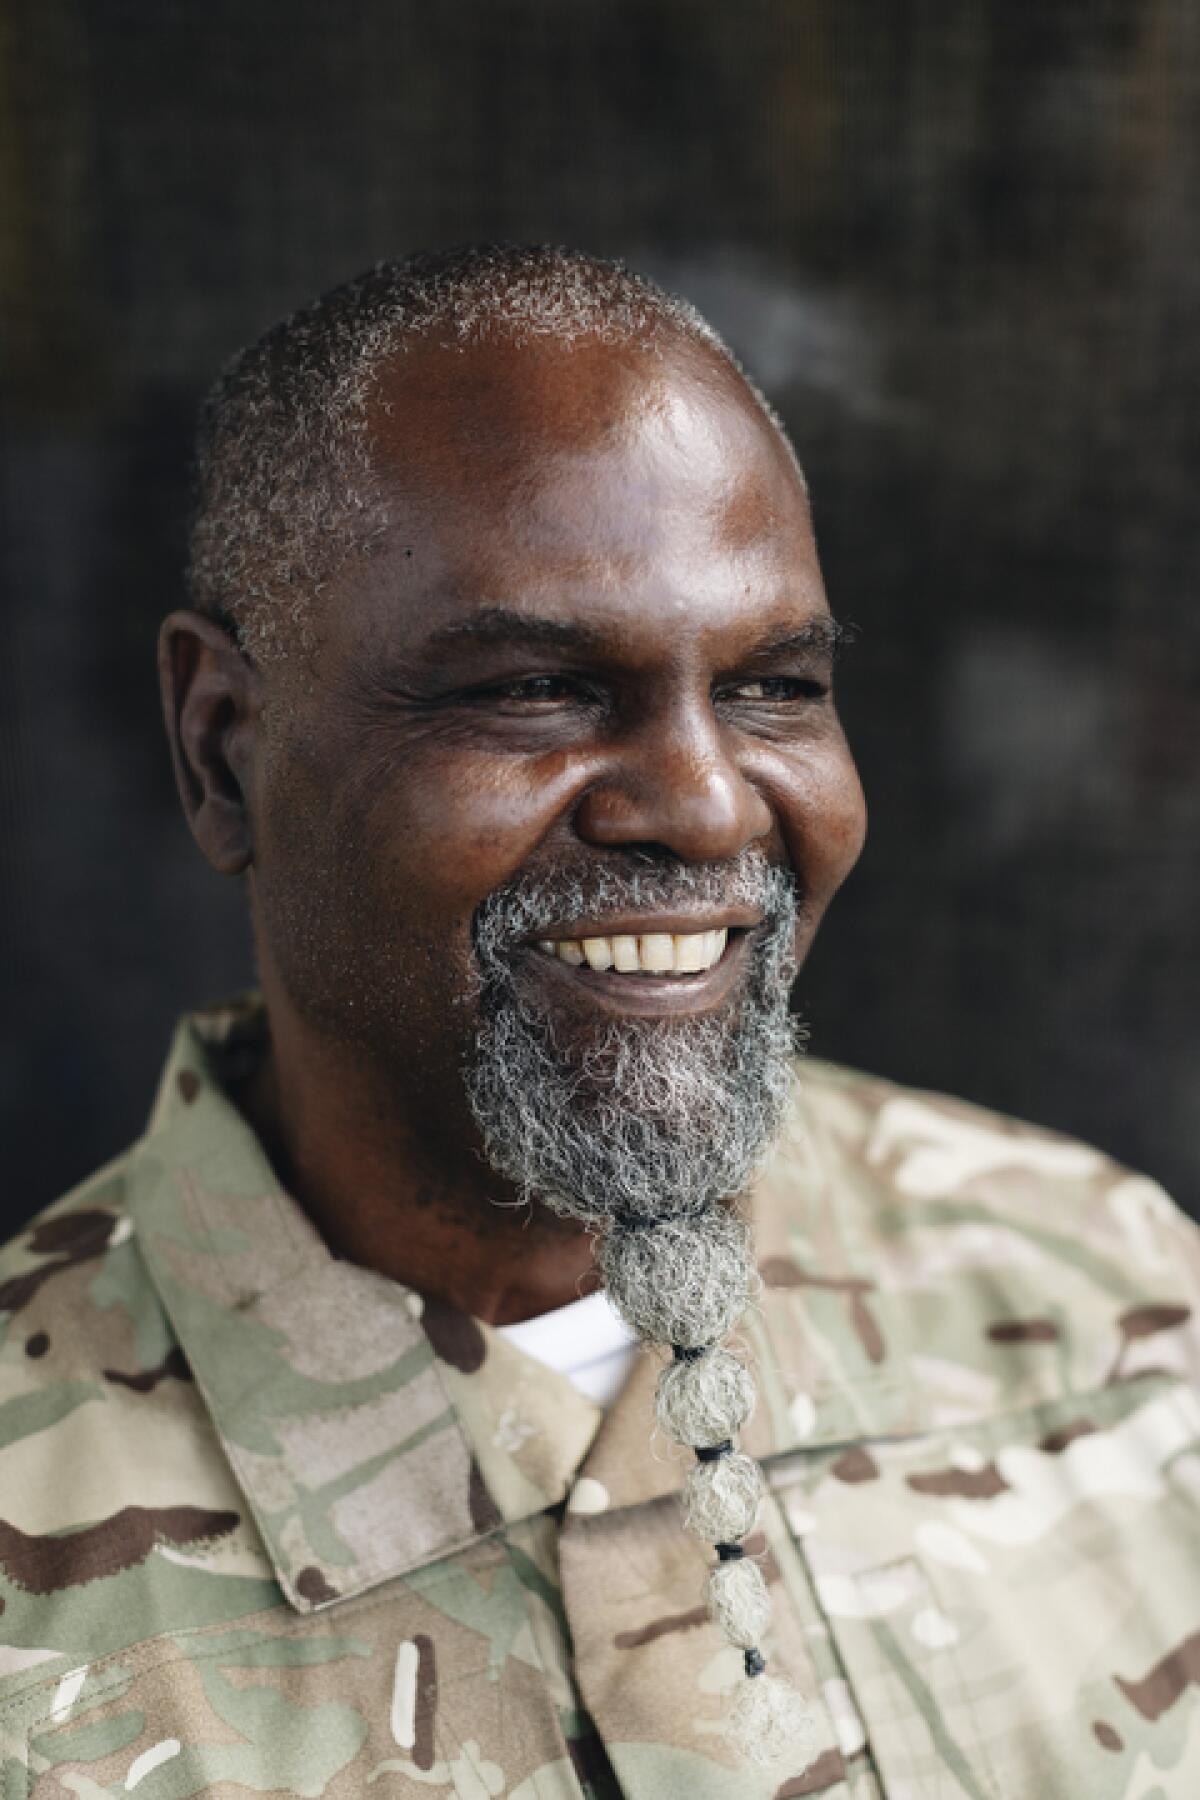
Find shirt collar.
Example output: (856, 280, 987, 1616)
(128, 1001, 604, 1612)
(128, 1001, 1195, 1610)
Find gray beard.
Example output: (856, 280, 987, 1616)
(464, 849, 801, 1229)
(466, 851, 811, 1755)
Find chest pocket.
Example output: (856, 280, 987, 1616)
(20, 1623, 378, 1798)
(16, 1570, 586, 1799)
(784, 1381, 1200, 1800)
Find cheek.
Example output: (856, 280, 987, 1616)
(773, 747, 868, 912)
(353, 744, 584, 925)
(252, 736, 588, 1055)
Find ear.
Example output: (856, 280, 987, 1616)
(158, 610, 262, 875)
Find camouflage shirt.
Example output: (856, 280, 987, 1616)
(2, 998, 1200, 1799)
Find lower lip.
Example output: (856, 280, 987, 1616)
(516, 931, 754, 1019)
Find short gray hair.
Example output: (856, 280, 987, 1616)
(186, 243, 797, 663)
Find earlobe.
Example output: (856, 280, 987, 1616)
(158, 610, 261, 876)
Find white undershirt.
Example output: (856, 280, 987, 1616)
(495, 1289, 640, 1408)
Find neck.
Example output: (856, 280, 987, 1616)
(234, 982, 599, 1326)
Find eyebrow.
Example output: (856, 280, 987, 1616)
(418, 606, 611, 658)
(415, 605, 854, 663)
(740, 618, 855, 661)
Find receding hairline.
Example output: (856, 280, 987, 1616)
(186, 245, 807, 664)
(359, 320, 807, 494)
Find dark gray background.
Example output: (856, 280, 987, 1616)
(2, 0, 1197, 1234)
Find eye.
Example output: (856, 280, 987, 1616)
(489, 674, 587, 703)
(722, 676, 829, 702)
(465, 672, 603, 712)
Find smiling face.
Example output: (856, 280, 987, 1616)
(247, 330, 867, 1167)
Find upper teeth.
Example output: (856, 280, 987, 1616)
(536, 928, 729, 974)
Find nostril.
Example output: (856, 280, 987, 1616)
(574, 768, 772, 865)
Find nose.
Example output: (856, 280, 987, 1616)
(574, 697, 773, 864)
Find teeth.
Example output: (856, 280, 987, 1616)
(640, 933, 674, 972)
(674, 932, 708, 973)
(546, 927, 728, 975)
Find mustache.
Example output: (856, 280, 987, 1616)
(472, 847, 797, 958)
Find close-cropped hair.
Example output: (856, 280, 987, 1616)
(186, 242, 798, 662)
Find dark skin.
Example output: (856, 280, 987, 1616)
(160, 331, 867, 1324)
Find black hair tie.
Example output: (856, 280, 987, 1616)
(715, 1541, 745, 1561)
(744, 1647, 767, 1679)
(695, 1439, 733, 1463)
(671, 1344, 707, 1363)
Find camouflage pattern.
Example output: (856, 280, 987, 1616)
(1, 996, 1199, 1798)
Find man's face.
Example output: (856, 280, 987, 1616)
(248, 333, 867, 1163)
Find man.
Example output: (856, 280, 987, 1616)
(2, 246, 1198, 1800)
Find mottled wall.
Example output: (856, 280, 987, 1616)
(2, 0, 1197, 1230)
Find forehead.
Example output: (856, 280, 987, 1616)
(345, 332, 823, 653)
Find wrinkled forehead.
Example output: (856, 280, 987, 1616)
(281, 331, 828, 682)
(362, 331, 809, 548)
